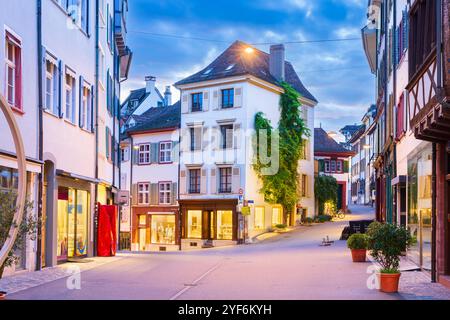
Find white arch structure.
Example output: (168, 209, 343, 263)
(0, 94, 27, 268)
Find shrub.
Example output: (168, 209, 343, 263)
(303, 217, 314, 225)
(317, 215, 332, 223)
(347, 233, 369, 250)
(275, 224, 287, 229)
(368, 223, 412, 273)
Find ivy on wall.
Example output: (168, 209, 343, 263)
(253, 82, 309, 223)
(314, 175, 338, 215)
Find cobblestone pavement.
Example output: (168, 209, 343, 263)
(2, 205, 450, 300)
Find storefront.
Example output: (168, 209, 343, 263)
(407, 143, 432, 271)
(56, 177, 93, 262)
(132, 206, 179, 252)
(180, 199, 238, 249)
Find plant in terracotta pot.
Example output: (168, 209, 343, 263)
(367, 222, 412, 293)
(0, 291, 6, 300)
(347, 233, 368, 262)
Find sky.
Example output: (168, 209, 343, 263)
(123, 0, 375, 134)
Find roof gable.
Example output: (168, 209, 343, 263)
(314, 128, 354, 155)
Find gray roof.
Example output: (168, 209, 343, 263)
(125, 101, 181, 135)
(314, 128, 355, 155)
(175, 41, 318, 103)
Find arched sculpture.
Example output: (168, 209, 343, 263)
(0, 94, 27, 267)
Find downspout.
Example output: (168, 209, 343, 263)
(36, 0, 44, 271)
(177, 126, 182, 251)
(112, 1, 118, 248)
(93, 0, 100, 256)
(130, 136, 134, 250)
(383, 0, 389, 223)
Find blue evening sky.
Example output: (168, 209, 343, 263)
(123, 0, 375, 133)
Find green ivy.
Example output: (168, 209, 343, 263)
(253, 82, 309, 223)
(315, 175, 338, 215)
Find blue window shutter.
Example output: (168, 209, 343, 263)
(403, 9, 408, 51)
(106, 69, 110, 114)
(58, 59, 65, 118)
(41, 46, 47, 111)
(106, 127, 110, 159)
(79, 76, 84, 128)
(90, 85, 95, 132)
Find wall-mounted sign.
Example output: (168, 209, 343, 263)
(241, 206, 251, 216)
(117, 190, 129, 206)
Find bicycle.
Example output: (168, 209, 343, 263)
(332, 210, 346, 220)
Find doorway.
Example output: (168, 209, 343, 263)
(337, 184, 343, 210)
(202, 210, 216, 240)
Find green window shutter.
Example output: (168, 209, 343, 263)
(318, 159, 325, 172)
(172, 140, 179, 162)
(343, 160, 349, 173)
(171, 182, 178, 205)
(131, 183, 138, 205)
(151, 143, 159, 163)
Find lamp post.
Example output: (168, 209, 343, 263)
(0, 94, 27, 268)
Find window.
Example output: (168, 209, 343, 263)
(254, 207, 265, 230)
(151, 215, 176, 244)
(330, 160, 336, 173)
(121, 147, 129, 162)
(272, 207, 282, 226)
(80, 0, 89, 33)
(99, 47, 105, 86)
(159, 142, 172, 163)
(65, 73, 76, 123)
(80, 86, 92, 130)
(216, 210, 233, 240)
(190, 127, 202, 151)
(324, 160, 330, 173)
(325, 159, 343, 173)
(138, 183, 149, 204)
(187, 210, 202, 239)
(336, 160, 343, 173)
(189, 169, 201, 194)
(5, 33, 21, 110)
(159, 182, 171, 204)
(301, 175, 307, 197)
(221, 89, 234, 108)
(220, 124, 233, 149)
(191, 93, 203, 112)
(45, 59, 59, 115)
(219, 167, 232, 193)
(138, 144, 150, 165)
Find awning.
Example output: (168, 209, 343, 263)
(361, 25, 377, 74)
(56, 169, 100, 184)
(391, 175, 407, 186)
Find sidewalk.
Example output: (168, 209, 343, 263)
(0, 256, 123, 296)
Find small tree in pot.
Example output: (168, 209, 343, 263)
(367, 222, 412, 293)
(0, 191, 38, 280)
(347, 233, 368, 262)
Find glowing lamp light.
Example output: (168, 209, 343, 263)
(244, 47, 255, 54)
(133, 145, 140, 150)
(327, 131, 338, 138)
(363, 144, 371, 150)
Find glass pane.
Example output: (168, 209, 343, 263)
(57, 187, 69, 260)
(187, 210, 202, 239)
(151, 215, 176, 244)
(272, 207, 282, 226)
(217, 210, 233, 240)
(76, 190, 89, 256)
(67, 188, 76, 258)
(254, 207, 264, 230)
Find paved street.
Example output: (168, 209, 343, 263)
(3, 205, 450, 300)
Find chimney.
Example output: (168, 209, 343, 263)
(269, 44, 285, 82)
(164, 86, 172, 106)
(145, 76, 156, 93)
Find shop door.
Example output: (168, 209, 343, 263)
(202, 210, 215, 240)
(337, 184, 343, 210)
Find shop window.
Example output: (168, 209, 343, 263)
(272, 207, 282, 226)
(187, 210, 202, 239)
(151, 215, 175, 245)
(216, 210, 233, 240)
(138, 183, 149, 204)
(219, 167, 232, 193)
(254, 207, 265, 230)
(158, 182, 171, 204)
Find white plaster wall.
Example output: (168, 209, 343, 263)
(133, 86, 164, 115)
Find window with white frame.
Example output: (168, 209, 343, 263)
(138, 183, 149, 205)
(5, 33, 22, 109)
(99, 47, 105, 86)
(80, 86, 92, 129)
(159, 142, 172, 163)
(121, 147, 129, 162)
(45, 59, 59, 115)
(138, 144, 150, 164)
(159, 182, 171, 204)
(65, 73, 76, 123)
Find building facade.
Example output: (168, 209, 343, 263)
(174, 41, 317, 249)
(314, 128, 354, 212)
(362, 0, 450, 286)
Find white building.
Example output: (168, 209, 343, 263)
(120, 102, 180, 252)
(174, 41, 317, 249)
(0, 0, 40, 277)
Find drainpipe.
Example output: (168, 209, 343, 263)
(93, 0, 100, 256)
(432, 143, 437, 283)
(130, 136, 134, 250)
(177, 126, 182, 251)
(36, 0, 44, 271)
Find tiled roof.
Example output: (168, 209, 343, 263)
(125, 101, 181, 134)
(340, 124, 364, 137)
(314, 128, 354, 155)
(175, 40, 318, 103)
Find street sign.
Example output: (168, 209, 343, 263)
(241, 206, 251, 216)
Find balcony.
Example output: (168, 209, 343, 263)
(406, 0, 450, 142)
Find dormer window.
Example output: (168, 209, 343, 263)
(225, 64, 235, 71)
(202, 68, 213, 76)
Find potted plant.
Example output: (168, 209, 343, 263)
(347, 233, 368, 262)
(0, 291, 6, 300)
(367, 222, 412, 293)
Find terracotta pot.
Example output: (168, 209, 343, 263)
(0, 291, 6, 300)
(379, 273, 401, 293)
(350, 249, 367, 262)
